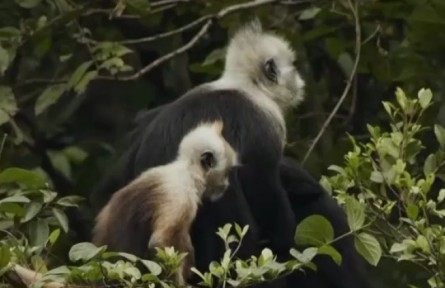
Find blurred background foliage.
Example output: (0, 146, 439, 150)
(1, 0, 445, 287)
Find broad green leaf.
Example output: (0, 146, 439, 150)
(354, 233, 381, 266)
(21, 202, 43, 223)
(345, 196, 365, 231)
(406, 203, 419, 220)
(0, 245, 11, 270)
(0, 195, 30, 204)
(0, 202, 24, 215)
(47, 229, 61, 246)
(35, 84, 67, 115)
(337, 53, 354, 77)
(318, 245, 342, 266)
(418, 88, 433, 109)
(15, 0, 42, 9)
(370, 171, 384, 183)
(295, 215, 334, 246)
(52, 208, 69, 233)
(0, 45, 10, 76)
(0, 167, 47, 188)
(74, 70, 98, 94)
(424, 154, 437, 176)
(40, 190, 57, 203)
(29, 218, 49, 247)
(438, 189, 445, 203)
(202, 48, 226, 67)
(395, 87, 407, 112)
(434, 125, 445, 149)
(127, 0, 150, 13)
(69, 242, 105, 262)
(0, 86, 17, 126)
(299, 7, 321, 20)
(290, 247, 317, 264)
(56, 195, 84, 207)
(415, 235, 430, 254)
(67, 61, 93, 89)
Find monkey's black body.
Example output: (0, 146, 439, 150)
(93, 86, 297, 280)
(92, 95, 374, 288)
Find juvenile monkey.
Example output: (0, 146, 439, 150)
(92, 120, 239, 285)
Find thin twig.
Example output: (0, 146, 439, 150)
(101, 0, 282, 81)
(302, 0, 361, 164)
(120, 15, 210, 45)
(100, 20, 213, 81)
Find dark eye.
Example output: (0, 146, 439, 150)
(264, 58, 278, 83)
(200, 151, 216, 171)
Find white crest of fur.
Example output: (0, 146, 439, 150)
(208, 19, 306, 143)
(177, 121, 239, 175)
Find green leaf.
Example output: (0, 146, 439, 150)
(295, 215, 334, 246)
(337, 53, 354, 77)
(406, 203, 419, 220)
(290, 247, 317, 264)
(69, 242, 105, 262)
(56, 195, 84, 207)
(299, 6, 321, 20)
(395, 87, 408, 112)
(370, 171, 384, 183)
(21, 202, 43, 223)
(318, 245, 342, 266)
(0, 45, 10, 76)
(74, 70, 97, 94)
(202, 48, 226, 67)
(434, 125, 445, 149)
(438, 189, 445, 203)
(52, 208, 69, 233)
(345, 196, 365, 231)
(0, 167, 47, 188)
(0, 86, 17, 126)
(47, 229, 61, 246)
(354, 233, 381, 266)
(15, 0, 42, 9)
(0, 195, 30, 204)
(35, 84, 67, 115)
(67, 61, 93, 89)
(29, 218, 49, 247)
(423, 154, 437, 176)
(0, 244, 11, 271)
(127, 0, 150, 13)
(415, 235, 430, 254)
(418, 88, 433, 109)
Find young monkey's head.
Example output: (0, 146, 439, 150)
(177, 120, 239, 201)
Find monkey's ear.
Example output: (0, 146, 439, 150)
(212, 120, 224, 135)
(200, 151, 216, 171)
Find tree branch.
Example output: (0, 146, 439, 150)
(101, 0, 286, 81)
(302, 0, 361, 164)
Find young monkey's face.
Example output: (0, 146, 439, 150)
(198, 121, 239, 202)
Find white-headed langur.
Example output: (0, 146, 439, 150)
(10, 120, 239, 288)
(91, 19, 310, 288)
(92, 120, 239, 285)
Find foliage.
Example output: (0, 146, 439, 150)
(0, 166, 343, 287)
(1, 0, 445, 287)
(321, 87, 445, 287)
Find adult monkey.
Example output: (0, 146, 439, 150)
(91, 21, 373, 288)
(92, 19, 305, 287)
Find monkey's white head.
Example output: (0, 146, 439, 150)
(222, 19, 305, 111)
(177, 121, 239, 201)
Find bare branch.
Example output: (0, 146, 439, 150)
(302, 0, 361, 164)
(121, 16, 210, 45)
(102, 0, 284, 81)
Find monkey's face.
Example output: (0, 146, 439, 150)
(199, 136, 239, 202)
(257, 35, 306, 110)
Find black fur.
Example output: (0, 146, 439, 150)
(92, 92, 373, 288)
(93, 86, 296, 281)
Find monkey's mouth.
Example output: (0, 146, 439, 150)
(204, 185, 228, 202)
